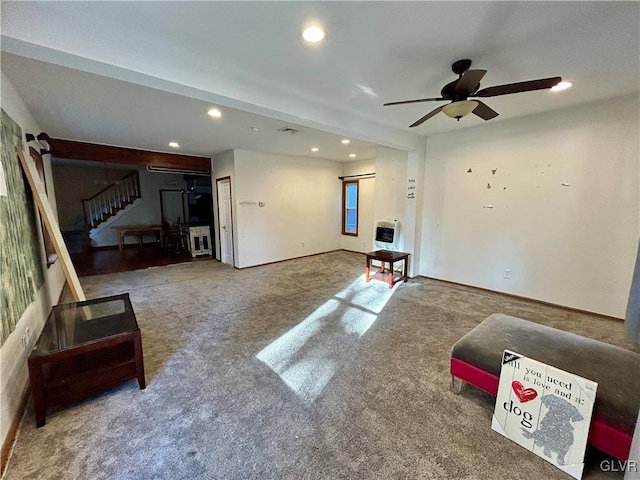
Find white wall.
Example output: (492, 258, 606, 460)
(374, 147, 407, 228)
(420, 94, 640, 318)
(229, 149, 342, 268)
(374, 147, 409, 253)
(1, 73, 66, 447)
(212, 149, 235, 262)
(340, 158, 376, 253)
(402, 148, 427, 275)
(371, 146, 427, 276)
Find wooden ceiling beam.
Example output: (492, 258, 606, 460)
(47, 138, 211, 172)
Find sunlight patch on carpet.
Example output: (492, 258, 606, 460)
(256, 275, 396, 404)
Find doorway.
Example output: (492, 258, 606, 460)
(216, 177, 234, 266)
(159, 189, 188, 226)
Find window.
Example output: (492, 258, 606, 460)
(342, 180, 358, 236)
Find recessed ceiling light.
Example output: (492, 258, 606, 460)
(311, 147, 319, 152)
(302, 25, 325, 43)
(551, 81, 572, 92)
(250, 126, 261, 132)
(349, 153, 357, 158)
(208, 108, 222, 118)
(168, 142, 180, 148)
(341, 139, 350, 144)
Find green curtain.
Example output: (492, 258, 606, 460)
(0, 109, 44, 345)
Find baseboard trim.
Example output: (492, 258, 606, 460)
(340, 249, 366, 255)
(91, 242, 160, 251)
(420, 275, 623, 321)
(0, 387, 29, 477)
(237, 249, 419, 276)
(235, 250, 344, 270)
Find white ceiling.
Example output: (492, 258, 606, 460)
(1, 1, 639, 160)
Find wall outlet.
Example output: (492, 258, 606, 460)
(503, 269, 512, 279)
(301, 242, 305, 248)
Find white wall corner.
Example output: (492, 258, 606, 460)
(404, 146, 427, 276)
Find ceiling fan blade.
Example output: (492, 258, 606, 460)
(409, 106, 443, 127)
(455, 69, 487, 94)
(472, 101, 499, 120)
(475, 77, 562, 97)
(384, 98, 447, 106)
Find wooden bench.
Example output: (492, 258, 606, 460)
(451, 313, 640, 460)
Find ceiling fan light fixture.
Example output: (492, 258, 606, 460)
(442, 100, 478, 120)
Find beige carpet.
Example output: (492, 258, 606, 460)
(4, 251, 636, 479)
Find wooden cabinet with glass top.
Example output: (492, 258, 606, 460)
(28, 293, 145, 427)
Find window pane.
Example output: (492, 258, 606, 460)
(346, 184, 358, 209)
(346, 209, 357, 233)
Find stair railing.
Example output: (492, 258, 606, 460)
(82, 170, 141, 229)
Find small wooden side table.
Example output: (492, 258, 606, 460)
(28, 293, 145, 427)
(365, 250, 410, 288)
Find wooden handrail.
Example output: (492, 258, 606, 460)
(82, 170, 142, 230)
(82, 170, 138, 203)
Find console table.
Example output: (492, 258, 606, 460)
(112, 224, 163, 251)
(365, 250, 410, 288)
(28, 293, 146, 427)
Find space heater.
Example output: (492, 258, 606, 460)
(374, 220, 400, 251)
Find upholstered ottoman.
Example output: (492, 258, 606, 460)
(450, 313, 640, 460)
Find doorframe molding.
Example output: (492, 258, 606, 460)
(215, 176, 235, 267)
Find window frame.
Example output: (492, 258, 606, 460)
(341, 179, 359, 236)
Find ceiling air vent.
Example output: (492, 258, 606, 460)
(277, 126, 302, 134)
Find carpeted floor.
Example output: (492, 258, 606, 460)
(4, 251, 637, 479)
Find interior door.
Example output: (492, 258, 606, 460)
(216, 178, 234, 266)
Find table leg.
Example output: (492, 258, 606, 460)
(403, 257, 408, 282)
(133, 330, 146, 389)
(365, 256, 371, 282)
(118, 232, 124, 251)
(388, 261, 394, 288)
(28, 359, 47, 427)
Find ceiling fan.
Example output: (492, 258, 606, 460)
(384, 59, 562, 127)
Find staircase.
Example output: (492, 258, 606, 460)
(82, 170, 141, 230)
